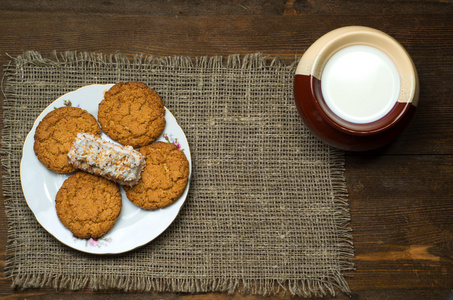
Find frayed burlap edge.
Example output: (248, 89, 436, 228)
(9, 274, 351, 297)
(1, 51, 354, 297)
(1, 58, 20, 290)
(5, 50, 293, 73)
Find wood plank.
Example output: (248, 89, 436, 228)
(346, 155, 453, 289)
(1, 289, 452, 300)
(0, 0, 451, 16)
(0, 12, 452, 61)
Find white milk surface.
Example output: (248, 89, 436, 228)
(321, 45, 401, 124)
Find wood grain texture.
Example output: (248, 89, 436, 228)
(1, 0, 452, 16)
(0, 12, 451, 57)
(1, 0, 452, 299)
(346, 155, 453, 290)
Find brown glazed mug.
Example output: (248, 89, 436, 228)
(294, 26, 419, 151)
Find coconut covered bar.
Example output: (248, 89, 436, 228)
(67, 132, 146, 186)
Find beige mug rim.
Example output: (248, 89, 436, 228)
(296, 26, 419, 106)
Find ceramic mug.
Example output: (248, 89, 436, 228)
(294, 26, 419, 151)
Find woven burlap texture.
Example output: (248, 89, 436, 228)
(2, 51, 354, 297)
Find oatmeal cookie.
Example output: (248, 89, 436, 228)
(124, 141, 190, 210)
(55, 172, 122, 239)
(98, 82, 166, 148)
(33, 106, 101, 174)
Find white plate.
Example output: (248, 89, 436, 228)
(20, 84, 192, 254)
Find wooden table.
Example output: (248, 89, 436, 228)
(1, 1, 452, 299)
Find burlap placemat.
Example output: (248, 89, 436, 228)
(1, 51, 354, 297)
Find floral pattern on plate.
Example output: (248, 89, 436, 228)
(73, 235, 113, 248)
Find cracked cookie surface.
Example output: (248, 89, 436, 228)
(98, 82, 166, 148)
(124, 141, 189, 210)
(33, 106, 101, 174)
(55, 172, 122, 239)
